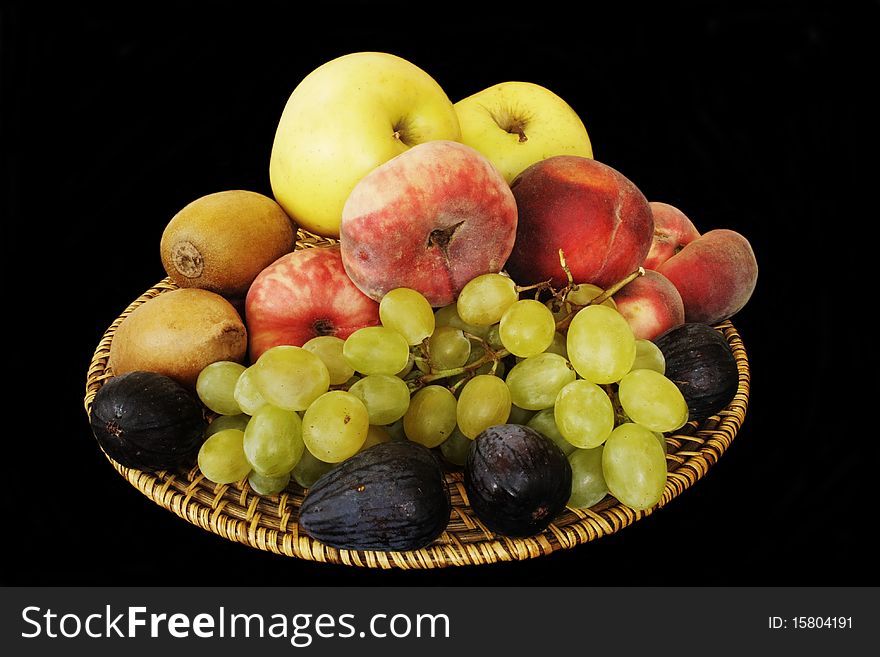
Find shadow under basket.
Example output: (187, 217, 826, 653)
(84, 239, 750, 570)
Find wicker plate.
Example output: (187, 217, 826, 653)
(84, 239, 750, 570)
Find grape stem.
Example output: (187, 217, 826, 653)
(554, 266, 645, 332)
(603, 384, 630, 425)
(406, 261, 644, 393)
(414, 343, 510, 389)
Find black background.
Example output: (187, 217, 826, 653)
(3, 2, 874, 586)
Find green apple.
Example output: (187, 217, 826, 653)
(269, 52, 461, 238)
(454, 81, 593, 184)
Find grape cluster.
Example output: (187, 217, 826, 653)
(194, 268, 690, 513)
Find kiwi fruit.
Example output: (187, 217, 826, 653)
(109, 288, 248, 388)
(160, 190, 295, 300)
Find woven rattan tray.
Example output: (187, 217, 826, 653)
(84, 235, 750, 569)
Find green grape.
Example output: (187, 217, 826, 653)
(433, 303, 492, 339)
(544, 332, 568, 359)
(196, 361, 246, 415)
(243, 404, 305, 476)
(396, 353, 415, 378)
(301, 390, 370, 463)
(617, 368, 689, 433)
(348, 374, 411, 425)
(568, 447, 608, 509)
(428, 325, 471, 370)
(254, 345, 330, 411)
(439, 427, 472, 466)
(248, 470, 291, 496)
(505, 352, 576, 410)
(359, 425, 392, 452)
(630, 339, 666, 375)
(485, 323, 504, 350)
(343, 326, 410, 376)
(379, 287, 435, 345)
(302, 335, 355, 385)
(234, 365, 268, 416)
(566, 305, 636, 384)
(198, 428, 251, 484)
(546, 283, 615, 322)
(403, 385, 458, 448)
(383, 416, 407, 442)
(602, 422, 667, 511)
(554, 379, 615, 448)
(655, 431, 667, 453)
(291, 447, 334, 488)
(457, 374, 511, 439)
(456, 273, 519, 326)
(528, 408, 576, 456)
(467, 344, 504, 376)
(499, 299, 557, 358)
(205, 413, 250, 438)
(508, 403, 535, 425)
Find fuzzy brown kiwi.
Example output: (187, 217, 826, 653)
(160, 190, 296, 300)
(108, 288, 248, 388)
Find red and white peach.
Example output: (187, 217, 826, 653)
(339, 140, 518, 308)
(245, 245, 380, 362)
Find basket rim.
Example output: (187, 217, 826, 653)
(84, 275, 750, 570)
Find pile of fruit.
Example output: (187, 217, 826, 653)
(89, 51, 757, 553)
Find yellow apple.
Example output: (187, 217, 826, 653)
(269, 52, 461, 238)
(454, 81, 593, 184)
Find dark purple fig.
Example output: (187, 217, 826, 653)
(464, 424, 572, 538)
(654, 322, 739, 421)
(299, 441, 450, 551)
(90, 371, 207, 470)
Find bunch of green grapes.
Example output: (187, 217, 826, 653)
(193, 268, 690, 517)
(441, 272, 687, 513)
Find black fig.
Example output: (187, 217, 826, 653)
(299, 441, 451, 552)
(654, 322, 739, 421)
(464, 424, 572, 538)
(90, 371, 207, 470)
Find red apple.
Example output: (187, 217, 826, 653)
(340, 140, 518, 307)
(643, 201, 701, 270)
(657, 229, 758, 325)
(613, 270, 685, 341)
(505, 155, 654, 289)
(245, 245, 380, 362)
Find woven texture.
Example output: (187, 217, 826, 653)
(84, 235, 750, 569)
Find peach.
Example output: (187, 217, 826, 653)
(613, 270, 685, 341)
(644, 201, 701, 270)
(656, 229, 758, 325)
(505, 155, 654, 289)
(245, 245, 380, 361)
(340, 140, 518, 307)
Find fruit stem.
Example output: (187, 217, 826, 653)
(514, 279, 553, 294)
(559, 249, 575, 288)
(592, 267, 645, 304)
(413, 343, 510, 389)
(603, 384, 630, 425)
(553, 267, 645, 332)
